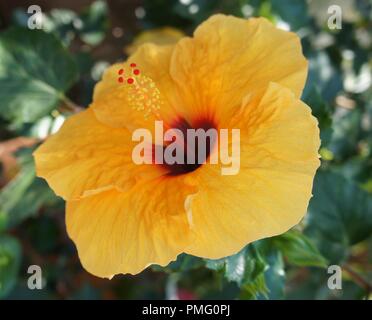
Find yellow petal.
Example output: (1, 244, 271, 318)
(170, 14, 308, 125)
(92, 44, 183, 132)
(66, 176, 197, 277)
(185, 83, 320, 258)
(125, 27, 185, 55)
(33, 109, 160, 200)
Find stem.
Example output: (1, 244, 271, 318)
(343, 265, 372, 298)
(58, 93, 83, 113)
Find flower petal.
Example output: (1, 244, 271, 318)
(125, 27, 185, 55)
(185, 83, 320, 258)
(170, 14, 308, 125)
(92, 44, 183, 132)
(33, 109, 160, 200)
(66, 177, 196, 277)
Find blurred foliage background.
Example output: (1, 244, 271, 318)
(0, 0, 371, 300)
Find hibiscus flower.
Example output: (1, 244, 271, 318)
(34, 14, 320, 278)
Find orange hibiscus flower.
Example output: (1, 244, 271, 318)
(34, 15, 320, 278)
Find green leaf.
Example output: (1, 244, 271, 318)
(306, 170, 372, 262)
(302, 85, 333, 146)
(154, 254, 204, 273)
(303, 51, 343, 103)
(243, 245, 267, 283)
(0, 212, 7, 234)
(223, 249, 247, 285)
(206, 245, 268, 294)
(271, 0, 310, 30)
(272, 230, 328, 268)
(205, 248, 247, 285)
(0, 27, 78, 124)
(0, 150, 59, 229)
(0, 160, 35, 223)
(238, 245, 269, 299)
(12, 8, 77, 46)
(79, 1, 109, 46)
(0, 235, 21, 298)
(240, 273, 268, 300)
(328, 108, 363, 161)
(258, 250, 285, 300)
(204, 256, 225, 271)
(42, 9, 78, 46)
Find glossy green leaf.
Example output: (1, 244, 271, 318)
(272, 230, 328, 268)
(206, 248, 248, 285)
(0, 27, 78, 124)
(206, 244, 268, 296)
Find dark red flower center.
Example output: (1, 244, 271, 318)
(156, 117, 217, 176)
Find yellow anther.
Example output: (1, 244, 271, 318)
(126, 75, 164, 119)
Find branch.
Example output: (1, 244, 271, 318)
(343, 265, 372, 298)
(58, 94, 84, 113)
